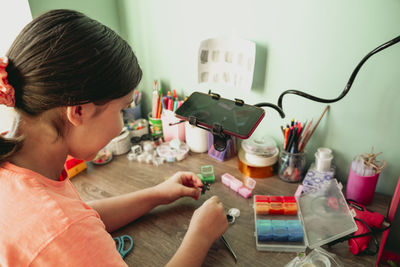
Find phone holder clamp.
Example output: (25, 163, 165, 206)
(188, 115, 230, 152)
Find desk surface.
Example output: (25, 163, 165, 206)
(71, 152, 390, 267)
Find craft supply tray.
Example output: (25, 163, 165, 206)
(253, 179, 357, 252)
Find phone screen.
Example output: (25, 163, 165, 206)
(175, 92, 265, 139)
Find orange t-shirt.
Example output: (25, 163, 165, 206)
(0, 162, 127, 267)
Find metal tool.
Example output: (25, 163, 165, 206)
(220, 234, 237, 263)
(201, 182, 211, 194)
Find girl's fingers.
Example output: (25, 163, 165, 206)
(178, 172, 203, 187)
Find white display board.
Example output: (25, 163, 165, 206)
(198, 38, 256, 91)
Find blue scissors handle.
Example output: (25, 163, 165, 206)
(113, 234, 134, 259)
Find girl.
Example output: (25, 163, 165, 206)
(0, 9, 228, 266)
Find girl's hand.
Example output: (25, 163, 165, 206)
(154, 171, 203, 205)
(187, 196, 229, 245)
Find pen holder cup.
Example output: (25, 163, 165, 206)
(278, 150, 306, 183)
(345, 167, 380, 205)
(123, 103, 142, 123)
(148, 112, 163, 137)
(161, 110, 185, 142)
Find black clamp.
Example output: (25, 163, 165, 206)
(188, 115, 198, 126)
(208, 90, 220, 100)
(188, 116, 230, 152)
(234, 98, 244, 106)
(211, 123, 231, 152)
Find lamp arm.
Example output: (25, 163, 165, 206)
(277, 35, 400, 110)
(255, 35, 400, 118)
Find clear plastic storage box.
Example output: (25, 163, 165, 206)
(254, 179, 357, 252)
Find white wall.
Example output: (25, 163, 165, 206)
(0, 0, 32, 132)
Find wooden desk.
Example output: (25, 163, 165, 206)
(71, 152, 390, 267)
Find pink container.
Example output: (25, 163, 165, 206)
(238, 187, 252, 198)
(161, 110, 185, 142)
(346, 167, 380, 205)
(221, 173, 235, 187)
(230, 179, 243, 192)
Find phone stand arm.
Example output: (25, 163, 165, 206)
(254, 102, 285, 118)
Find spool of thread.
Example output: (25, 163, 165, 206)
(184, 122, 208, 153)
(108, 127, 131, 155)
(315, 147, 333, 172)
(238, 150, 275, 178)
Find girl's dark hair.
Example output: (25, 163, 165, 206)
(0, 9, 142, 162)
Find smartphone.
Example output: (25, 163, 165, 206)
(175, 92, 265, 139)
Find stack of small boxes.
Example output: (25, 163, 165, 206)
(254, 195, 304, 245)
(221, 173, 256, 198)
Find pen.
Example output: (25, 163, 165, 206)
(285, 126, 294, 152)
(298, 119, 313, 152)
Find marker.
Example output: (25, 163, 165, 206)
(167, 97, 173, 111)
(283, 127, 289, 150)
(154, 95, 160, 118)
(157, 93, 163, 118)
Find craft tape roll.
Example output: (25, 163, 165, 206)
(238, 149, 277, 178)
(108, 127, 131, 155)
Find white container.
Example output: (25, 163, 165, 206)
(184, 122, 208, 153)
(107, 127, 131, 155)
(315, 147, 333, 172)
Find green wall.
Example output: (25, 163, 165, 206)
(29, 0, 400, 195)
(29, 0, 122, 34)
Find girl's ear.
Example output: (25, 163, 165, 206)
(66, 105, 84, 126)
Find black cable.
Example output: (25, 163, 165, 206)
(255, 35, 400, 118)
(254, 102, 285, 118)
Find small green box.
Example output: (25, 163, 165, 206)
(198, 165, 215, 183)
(197, 173, 215, 184)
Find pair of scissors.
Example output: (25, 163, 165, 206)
(221, 214, 238, 262)
(113, 234, 134, 259)
(220, 234, 237, 263)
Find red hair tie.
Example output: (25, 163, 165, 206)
(0, 57, 15, 107)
